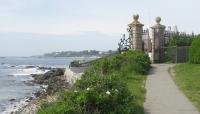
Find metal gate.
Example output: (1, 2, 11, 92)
(163, 46, 190, 63)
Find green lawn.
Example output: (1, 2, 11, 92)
(173, 63, 200, 111)
(126, 73, 146, 114)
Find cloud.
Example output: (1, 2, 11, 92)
(0, 0, 199, 37)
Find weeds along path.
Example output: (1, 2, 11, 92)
(144, 64, 199, 114)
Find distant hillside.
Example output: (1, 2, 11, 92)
(42, 50, 117, 57)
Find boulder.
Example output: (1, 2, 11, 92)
(9, 99, 16, 102)
(43, 68, 64, 79)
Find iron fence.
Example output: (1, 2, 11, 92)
(163, 46, 190, 63)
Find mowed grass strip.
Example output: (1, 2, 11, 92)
(173, 63, 200, 111)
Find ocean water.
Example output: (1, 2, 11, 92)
(0, 57, 75, 114)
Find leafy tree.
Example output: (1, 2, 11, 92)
(166, 33, 194, 47)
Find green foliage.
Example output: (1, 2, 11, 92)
(189, 35, 200, 64)
(43, 50, 117, 57)
(166, 33, 194, 47)
(38, 51, 151, 114)
(91, 51, 151, 75)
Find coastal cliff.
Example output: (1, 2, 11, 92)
(13, 67, 87, 114)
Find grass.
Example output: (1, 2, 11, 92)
(126, 72, 146, 114)
(173, 63, 200, 111)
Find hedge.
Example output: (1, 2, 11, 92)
(189, 35, 200, 64)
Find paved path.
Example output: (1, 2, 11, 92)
(144, 64, 199, 114)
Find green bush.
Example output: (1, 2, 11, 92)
(166, 33, 194, 47)
(38, 51, 151, 114)
(91, 51, 151, 75)
(189, 35, 200, 64)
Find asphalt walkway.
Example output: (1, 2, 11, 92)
(144, 64, 199, 114)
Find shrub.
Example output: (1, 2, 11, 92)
(38, 51, 151, 114)
(189, 35, 200, 64)
(91, 51, 151, 75)
(71, 75, 134, 114)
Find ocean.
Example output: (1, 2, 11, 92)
(0, 57, 78, 114)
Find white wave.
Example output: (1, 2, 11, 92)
(11, 68, 48, 76)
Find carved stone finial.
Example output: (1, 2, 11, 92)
(156, 17, 161, 24)
(133, 14, 139, 21)
(129, 14, 143, 26)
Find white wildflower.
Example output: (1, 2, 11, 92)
(106, 91, 111, 95)
(74, 90, 78, 93)
(115, 89, 119, 92)
(87, 88, 90, 91)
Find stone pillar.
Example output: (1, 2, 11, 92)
(127, 14, 144, 51)
(151, 17, 166, 63)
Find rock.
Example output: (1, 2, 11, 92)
(38, 66, 52, 70)
(31, 74, 45, 84)
(29, 97, 34, 101)
(43, 68, 64, 79)
(41, 85, 48, 89)
(25, 65, 36, 68)
(34, 91, 42, 98)
(31, 68, 65, 85)
(25, 100, 30, 102)
(64, 68, 84, 85)
(9, 99, 16, 102)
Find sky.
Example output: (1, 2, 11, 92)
(0, 0, 199, 56)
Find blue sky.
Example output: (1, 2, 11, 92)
(0, 0, 199, 56)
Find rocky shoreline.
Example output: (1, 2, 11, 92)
(11, 67, 88, 114)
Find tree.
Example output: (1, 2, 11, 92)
(166, 33, 194, 47)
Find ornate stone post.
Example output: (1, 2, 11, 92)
(151, 17, 166, 63)
(127, 14, 144, 51)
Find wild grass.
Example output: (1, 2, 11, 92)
(173, 63, 200, 111)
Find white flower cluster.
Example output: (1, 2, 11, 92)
(106, 91, 111, 95)
(106, 89, 119, 95)
(115, 89, 119, 92)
